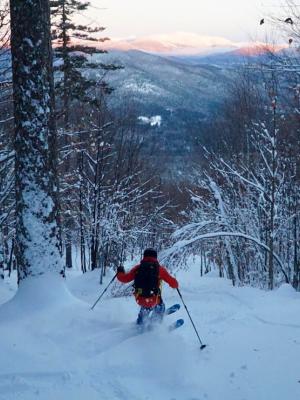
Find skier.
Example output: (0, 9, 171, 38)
(117, 248, 179, 326)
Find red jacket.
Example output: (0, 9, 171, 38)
(117, 256, 178, 308)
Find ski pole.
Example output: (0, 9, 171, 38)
(91, 273, 118, 310)
(177, 288, 207, 350)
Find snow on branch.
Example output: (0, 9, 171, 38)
(161, 231, 288, 283)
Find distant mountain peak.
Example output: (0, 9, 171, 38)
(102, 33, 285, 57)
(103, 32, 240, 55)
(232, 42, 286, 56)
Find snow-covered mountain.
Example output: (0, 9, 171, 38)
(99, 49, 230, 113)
(104, 32, 240, 55)
(102, 32, 285, 59)
(175, 43, 287, 66)
(92, 49, 231, 168)
(87, 38, 286, 177)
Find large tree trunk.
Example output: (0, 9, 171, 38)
(10, 0, 62, 282)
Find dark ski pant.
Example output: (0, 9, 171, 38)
(136, 300, 166, 325)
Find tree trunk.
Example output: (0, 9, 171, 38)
(65, 234, 72, 269)
(91, 241, 98, 270)
(268, 105, 277, 290)
(200, 246, 203, 276)
(293, 211, 299, 290)
(10, 0, 62, 281)
(79, 179, 86, 273)
(7, 238, 15, 277)
(0, 242, 4, 280)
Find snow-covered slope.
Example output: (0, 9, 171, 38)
(0, 267, 299, 400)
(90, 49, 230, 168)
(96, 49, 229, 115)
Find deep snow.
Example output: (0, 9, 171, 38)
(0, 264, 299, 400)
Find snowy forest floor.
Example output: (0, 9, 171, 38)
(0, 264, 300, 400)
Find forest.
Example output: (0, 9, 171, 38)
(0, 0, 299, 293)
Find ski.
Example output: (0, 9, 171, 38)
(168, 318, 184, 332)
(165, 303, 180, 316)
(134, 304, 182, 334)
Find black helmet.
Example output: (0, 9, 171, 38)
(143, 248, 157, 258)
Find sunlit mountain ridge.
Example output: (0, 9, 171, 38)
(101, 32, 285, 56)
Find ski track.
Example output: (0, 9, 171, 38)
(0, 270, 300, 400)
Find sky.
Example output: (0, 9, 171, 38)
(85, 0, 284, 42)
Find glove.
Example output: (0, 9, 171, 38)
(117, 265, 125, 274)
(170, 277, 179, 289)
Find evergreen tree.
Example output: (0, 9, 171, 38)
(50, 0, 116, 126)
(50, 0, 119, 270)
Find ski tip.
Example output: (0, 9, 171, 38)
(165, 303, 181, 315)
(168, 318, 184, 332)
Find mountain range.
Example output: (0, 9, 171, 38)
(90, 48, 232, 178)
(90, 34, 285, 178)
(102, 32, 286, 58)
(99, 49, 230, 115)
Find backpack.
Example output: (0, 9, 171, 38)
(134, 261, 160, 298)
